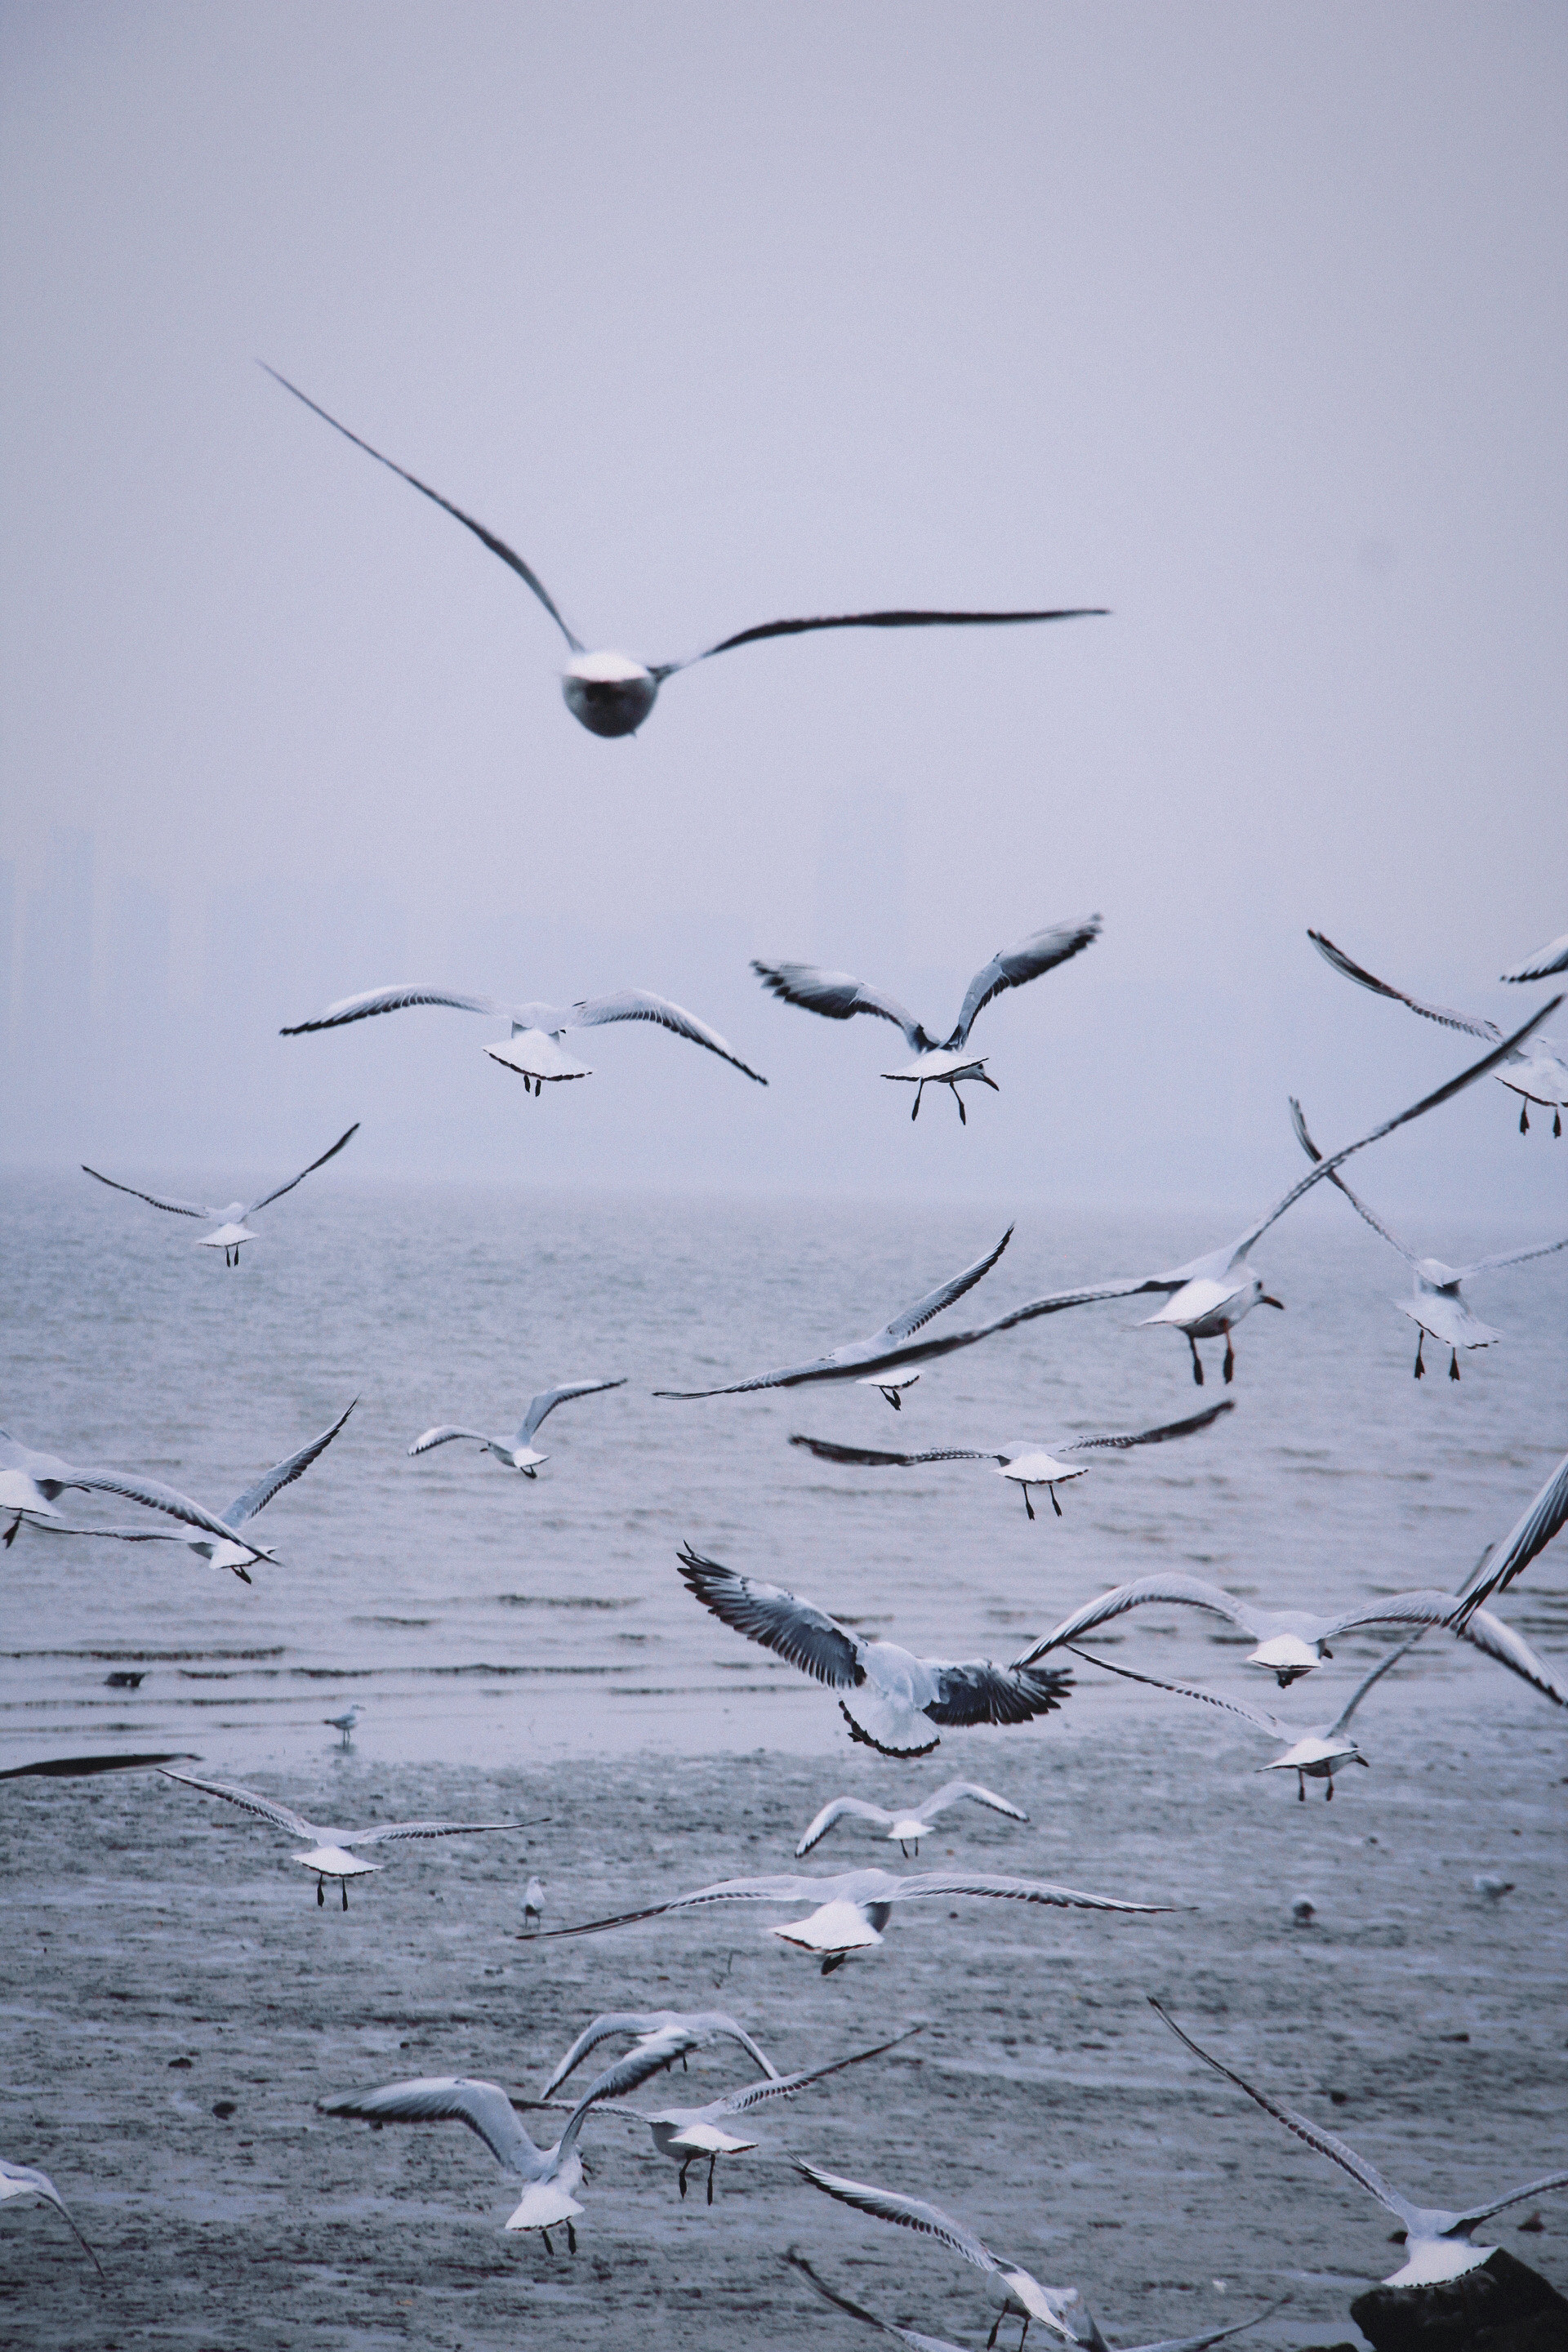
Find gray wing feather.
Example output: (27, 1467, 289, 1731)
(921, 1780, 1028, 1823)
(1307, 931, 1499, 1040)
(72, 1470, 265, 1555)
(1501, 932, 1568, 983)
(0, 2163, 104, 2276)
(795, 2159, 998, 2272)
(281, 983, 509, 1036)
(892, 1869, 1164, 1915)
(408, 1427, 492, 1456)
(718, 2028, 921, 2116)
(751, 960, 925, 1049)
(1013, 1574, 1261, 1668)
(948, 915, 1101, 1047)
(666, 605, 1107, 677)
(224, 1399, 356, 1527)
(568, 991, 766, 1083)
(790, 1434, 997, 1468)
(1063, 1399, 1236, 1454)
(519, 1379, 626, 1446)
(1290, 1098, 1421, 1265)
(316, 2075, 535, 2171)
(876, 1227, 1013, 1346)
(785, 2248, 967, 2352)
(1452, 1448, 1568, 1627)
(80, 1166, 213, 1218)
(924, 1661, 1071, 1728)
(159, 1766, 318, 1842)
(537, 1874, 827, 1941)
(1326, 1636, 1424, 1735)
(1453, 2171, 1568, 2230)
(1453, 1232, 1568, 1281)
(676, 1543, 862, 1686)
(796, 1797, 896, 1854)
(1064, 1647, 1286, 1737)
(245, 1124, 359, 1218)
(341, 1820, 518, 1848)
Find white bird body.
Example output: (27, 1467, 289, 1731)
(1154, 2002, 1568, 2287)
(0, 2157, 103, 2276)
(796, 1780, 1027, 1858)
(82, 1124, 359, 1265)
(791, 1399, 1233, 1519)
(159, 1766, 518, 1906)
(410, 1379, 625, 1478)
(523, 1876, 546, 1927)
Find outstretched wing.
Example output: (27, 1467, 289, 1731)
(70, 1469, 265, 1557)
(281, 983, 510, 1036)
(1290, 1098, 1421, 1265)
(159, 1766, 318, 1842)
(751, 960, 925, 1051)
(948, 915, 1101, 1048)
(1307, 930, 1499, 1040)
(1013, 1573, 1260, 1669)
(1062, 1399, 1236, 1455)
(924, 1661, 1071, 1727)
(317, 2074, 534, 2171)
(0, 2162, 104, 2277)
(894, 1869, 1163, 1916)
(1065, 1648, 1287, 1738)
(1150, 2001, 1420, 2227)
(341, 1819, 519, 1849)
(1311, 1591, 1566, 1703)
(1451, 1232, 1568, 1283)
(245, 1123, 359, 1218)
(1452, 1447, 1568, 1628)
(1120, 2304, 1291, 2352)
(568, 990, 767, 1083)
(261, 365, 584, 648)
(719, 2028, 922, 2118)
(920, 1780, 1029, 1824)
(80, 1166, 213, 1219)
(790, 1434, 998, 1469)
(1450, 1607, 1567, 1706)
(225, 1399, 357, 1528)
(1325, 1636, 1424, 1736)
(785, 2247, 968, 2352)
(1451, 2171, 1568, 2230)
(795, 2158, 999, 2273)
(408, 1426, 492, 1457)
(1501, 932, 1568, 984)
(658, 605, 1107, 678)
(875, 1227, 1014, 1347)
(537, 1873, 829, 1941)
(795, 1797, 896, 1854)
(675, 1543, 862, 1686)
(518, 1378, 626, 1446)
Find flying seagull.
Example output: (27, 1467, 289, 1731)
(82, 1125, 358, 1265)
(1449, 1446, 1568, 1631)
(1290, 1098, 1568, 1378)
(951, 1002, 1558, 1385)
(33, 1401, 356, 1579)
(752, 917, 1100, 1123)
(541, 2028, 920, 2206)
(1152, 1998, 1568, 2285)
(537, 1865, 1161, 1976)
(675, 1541, 1071, 1757)
(280, 981, 764, 1094)
(158, 1766, 520, 1908)
(0, 1430, 270, 1564)
(0, 2158, 103, 2278)
(540, 2010, 781, 2099)
(791, 1398, 1234, 1520)
(1071, 1637, 1437, 1801)
(785, 2248, 1282, 2352)
(409, 1379, 624, 1477)
(795, 1780, 1027, 1858)
(318, 2042, 675, 2251)
(655, 1227, 1016, 1407)
(1501, 930, 1568, 983)
(1309, 929, 1567, 1134)
(263, 365, 1106, 739)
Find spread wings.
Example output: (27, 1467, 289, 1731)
(159, 1766, 318, 1842)
(80, 1166, 214, 1218)
(1013, 1573, 1262, 1668)
(874, 1227, 1014, 1347)
(281, 983, 511, 1036)
(246, 1124, 359, 1217)
(947, 915, 1101, 1047)
(224, 1399, 356, 1528)
(791, 1435, 999, 1469)
(662, 605, 1107, 678)
(568, 991, 767, 1082)
(1307, 930, 1499, 1040)
(675, 1544, 862, 1686)
(751, 961, 926, 1050)
(517, 1379, 626, 1446)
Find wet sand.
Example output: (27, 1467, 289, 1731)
(4, 1702, 1564, 2351)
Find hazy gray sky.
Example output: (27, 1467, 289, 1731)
(2, 2, 1564, 1218)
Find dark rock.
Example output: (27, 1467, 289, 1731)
(1350, 2248, 1568, 2352)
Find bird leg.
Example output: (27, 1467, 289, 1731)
(1325, 1779, 1334, 1801)
(679, 2163, 689, 2199)
(1449, 1350, 1460, 1382)
(567, 2221, 577, 2253)
(1018, 2324, 1030, 2350)
(317, 1878, 324, 1905)
(1188, 1335, 1205, 1386)
(911, 1085, 922, 1122)
(1520, 1102, 1529, 1134)
(1414, 1332, 1425, 1379)
(821, 1953, 848, 1976)
(956, 1092, 966, 1125)
(541, 2229, 553, 2255)
(1022, 1486, 1035, 1521)
(341, 1880, 349, 1909)
(1555, 1109, 1561, 1138)
(706, 2155, 716, 2205)
(900, 1841, 910, 1857)
(987, 2322, 1002, 2350)
(1223, 1331, 1236, 1383)
(1297, 1772, 1306, 1802)
(1049, 1484, 1061, 1518)
(679, 2053, 688, 2071)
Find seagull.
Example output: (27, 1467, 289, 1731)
(791, 1399, 1234, 1520)
(675, 1541, 1072, 1757)
(522, 1876, 546, 1930)
(1450, 1446, 1568, 1630)
(262, 366, 1106, 740)
(751, 917, 1101, 1124)
(0, 2158, 103, 2278)
(1069, 1637, 1430, 1800)
(1012, 1563, 1566, 1693)
(0, 1430, 270, 1564)
(537, 1864, 1161, 1976)
(158, 1764, 519, 1905)
(1473, 1875, 1515, 1903)
(81, 1125, 359, 1264)
(795, 2162, 1079, 2348)
(964, 1004, 1558, 1384)
(1152, 1999, 1568, 2286)
(323, 1705, 363, 1748)
(317, 2041, 675, 2252)
(654, 1227, 1017, 1407)
(795, 1780, 1027, 1858)
(409, 1378, 625, 1477)
(280, 980, 764, 1094)
(1501, 931, 1568, 983)
(1290, 1099, 1568, 1378)
(542, 2028, 920, 2206)
(1309, 930, 1568, 1134)
(785, 2248, 1283, 2352)
(31, 1400, 356, 1579)
(541, 2011, 780, 2099)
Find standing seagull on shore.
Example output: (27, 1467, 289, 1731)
(263, 366, 1106, 740)
(0, 2158, 103, 2278)
(281, 981, 764, 1094)
(795, 1780, 1027, 1858)
(409, 1378, 625, 1479)
(82, 1125, 359, 1266)
(1290, 1100, 1568, 1378)
(1152, 2000, 1568, 2284)
(675, 1542, 1072, 1757)
(1309, 930, 1568, 1133)
(32, 1401, 356, 1579)
(752, 918, 1100, 1124)
(0, 1431, 270, 1564)
(158, 1766, 519, 1908)
(791, 1398, 1233, 1520)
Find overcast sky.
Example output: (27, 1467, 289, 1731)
(2, 2, 1564, 1221)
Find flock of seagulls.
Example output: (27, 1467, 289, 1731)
(7, 361, 1566, 2341)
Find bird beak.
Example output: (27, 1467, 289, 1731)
(1261, 1294, 1285, 1310)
